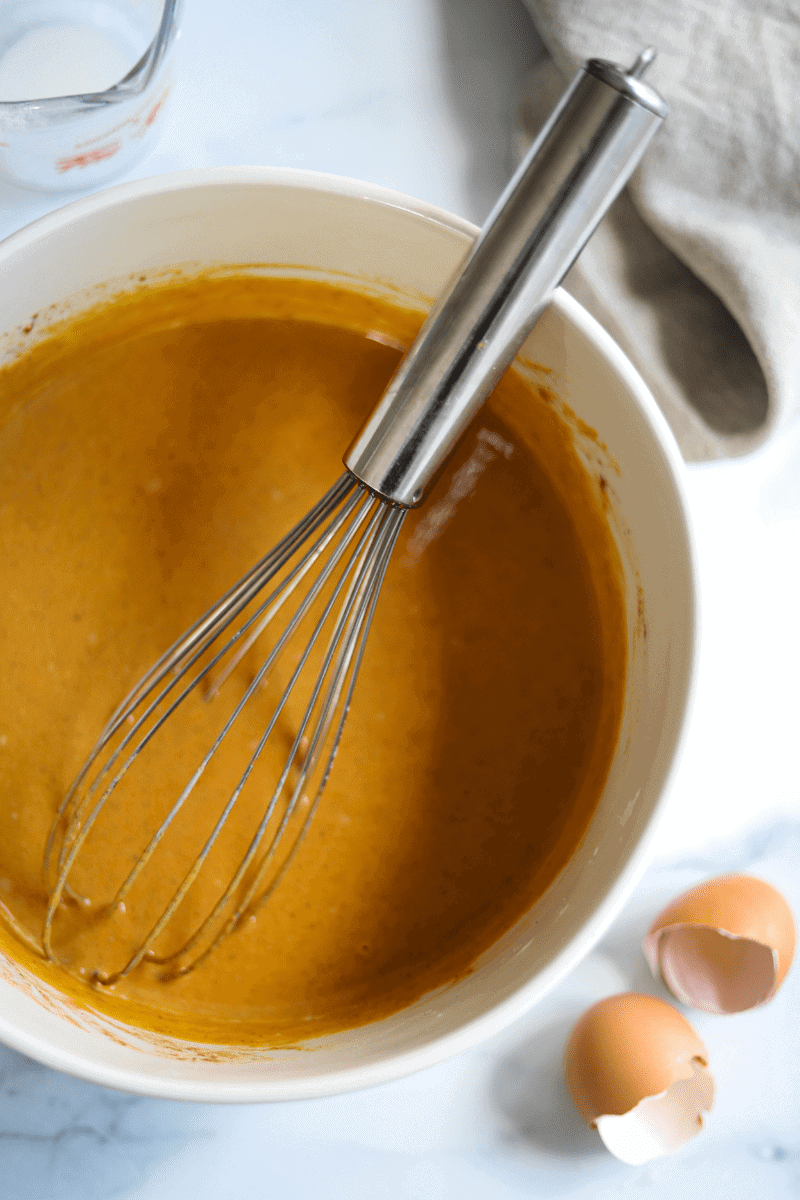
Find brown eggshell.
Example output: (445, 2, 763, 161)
(565, 992, 709, 1123)
(643, 874, 796, 1014)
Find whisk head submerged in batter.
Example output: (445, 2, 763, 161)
(43, 475, 406, 982)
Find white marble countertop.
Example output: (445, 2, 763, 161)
(1, 1, 799, 1196)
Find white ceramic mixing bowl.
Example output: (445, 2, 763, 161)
(0, 168, 696, 1101)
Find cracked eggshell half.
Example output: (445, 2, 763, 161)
(564, 993, 713, 1166)
(643, 875, 796, 1014)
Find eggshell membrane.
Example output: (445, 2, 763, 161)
(643, 875, 796, 1014)
(595, 1063, 714, 1166)
(564, 992, 709, 1123)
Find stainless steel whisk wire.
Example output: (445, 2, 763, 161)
(41, 52, 667, 983)
(44, 477, 406, 981)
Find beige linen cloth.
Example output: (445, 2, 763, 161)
(518, 0, 800, 460)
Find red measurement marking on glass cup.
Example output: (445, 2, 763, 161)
(56, 140, 121, 173)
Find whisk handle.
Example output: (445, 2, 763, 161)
(344, 51, 667, 507)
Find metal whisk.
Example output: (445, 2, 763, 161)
(43, 52, 667, 984)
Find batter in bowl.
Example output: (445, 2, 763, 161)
(0, 274, 626, 1045)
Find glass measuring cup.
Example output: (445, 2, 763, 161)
(0, 0, 181, 192)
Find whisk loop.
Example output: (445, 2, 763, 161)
(44, 475, 406, 981)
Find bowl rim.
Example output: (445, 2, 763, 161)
(0, 165, 699, 1102)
